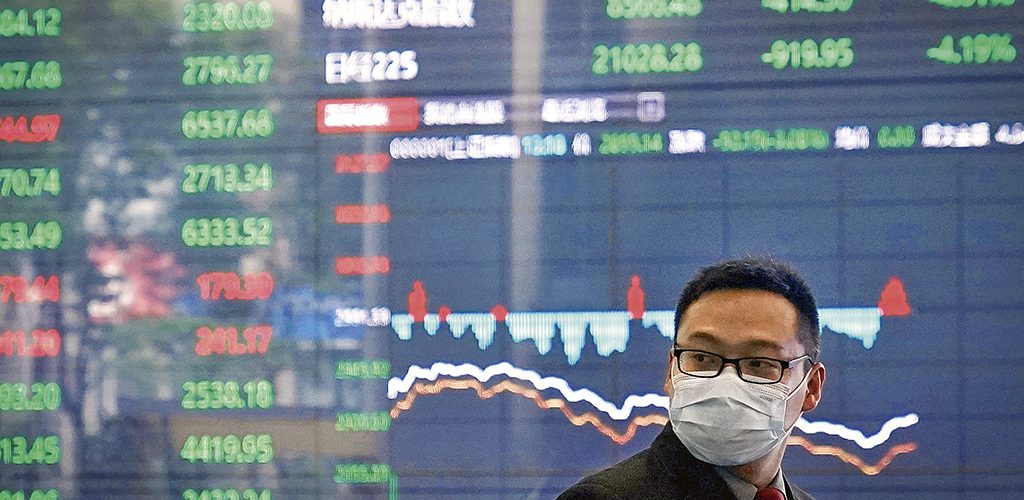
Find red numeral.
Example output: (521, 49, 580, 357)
(195, 325, 272, 356)
(335, 256, 391, 275)
(32, 114, 61, 142)
(0, 276, 60, 303)
(0, 329, 61, 357)
(336, 153, 390, 174)
(0, 114, 61, 143)
(196, 272, 274, 301)
(244, 325, 273, 354)
(335, 204, 392, 224)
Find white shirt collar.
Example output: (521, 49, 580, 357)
(714, 466, 788, 500)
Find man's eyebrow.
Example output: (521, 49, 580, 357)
(681, 331, 786, 354)
(681, 331, 723, 346)
(741, 338, 787, 354)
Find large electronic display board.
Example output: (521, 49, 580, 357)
(2, 0, 1024, 498)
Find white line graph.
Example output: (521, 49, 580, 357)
(388, 361, 919, 450)
(387, 361, 667, 420)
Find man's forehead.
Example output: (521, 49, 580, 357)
(681, 289, 799, 324)
(677, 289, 802, 353)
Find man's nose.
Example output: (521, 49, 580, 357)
(721, 363, 742, 376)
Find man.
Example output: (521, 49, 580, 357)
(558, 256, 826, 500)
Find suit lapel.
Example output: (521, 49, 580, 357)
(648, 424, 739, 499)
(783, 474, 814, 500)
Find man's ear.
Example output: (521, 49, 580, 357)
(802, 362, 826, 412)
(663, 349, 675, 396)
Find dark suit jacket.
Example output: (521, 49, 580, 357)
(557, 424, 815, 500)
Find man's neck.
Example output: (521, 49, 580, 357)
(726, 445, 785, 489)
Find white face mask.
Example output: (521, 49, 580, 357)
(669, 367, 810, 466)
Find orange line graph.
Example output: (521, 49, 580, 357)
(390, 377, 918, 475)
(390, 378, 665, 445)
(786, 436, 917, 476)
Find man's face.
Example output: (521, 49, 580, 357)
(664, 288, 825, 424)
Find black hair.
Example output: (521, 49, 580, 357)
(673, 256, 821, 362)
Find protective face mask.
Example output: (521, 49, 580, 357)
(669, 367, 810, 466)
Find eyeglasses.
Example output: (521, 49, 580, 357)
(671, 348, 811, 384)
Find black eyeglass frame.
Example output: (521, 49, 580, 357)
(671, 347, 812, 384)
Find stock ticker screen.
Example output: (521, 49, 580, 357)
(1, 0, 1024, 498)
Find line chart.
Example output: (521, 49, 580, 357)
(798, 413, 919, 450)
(787, 436, 918, 477)
(387, 377, 918, 476)
(387, 361, 665, 421)
(388, 378, 665, 445)
(385, 276, 919, 477)
(387, 362, 920, 450)
(391, 276, 911, 363)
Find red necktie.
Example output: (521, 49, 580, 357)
(754, 487, 785, 500)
